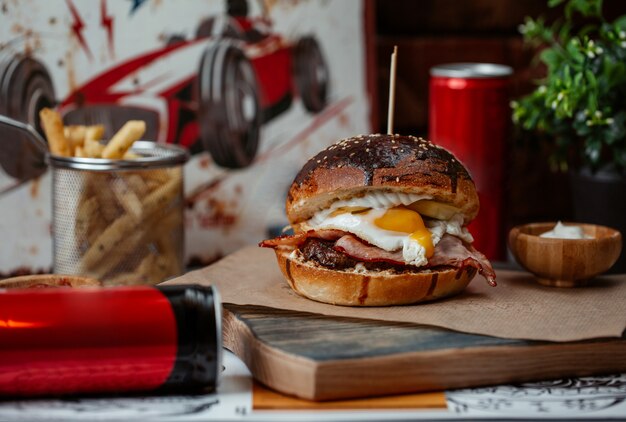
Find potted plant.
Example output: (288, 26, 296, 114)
(511, 0, 626, 271)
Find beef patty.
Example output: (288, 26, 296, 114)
(300, 238, 429, 273)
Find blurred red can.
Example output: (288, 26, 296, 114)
(429, 63, 512, 260)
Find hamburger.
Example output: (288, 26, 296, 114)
(260, 134, 496, 306)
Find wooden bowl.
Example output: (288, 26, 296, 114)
(508, 222, 622, 287)
(0, 274, 102, 289)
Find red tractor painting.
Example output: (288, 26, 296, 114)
(0, 0, 329, 168)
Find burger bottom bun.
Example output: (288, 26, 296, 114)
(274, 249, 476, 307)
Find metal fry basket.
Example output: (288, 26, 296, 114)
(50, 141, 189, 286)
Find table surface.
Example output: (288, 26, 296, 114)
(0, 350, 624, 421)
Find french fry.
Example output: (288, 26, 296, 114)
(86, 216, 109, 246)
(141, 168, 171, 184)
(123, 174, 150, 198)
(156, 236, 182, 276)
(74, 196, 99, 238)
(74, 145, 86, 158)
(85, 207, 179, 279)
(123, 151, 141, 159)
(84, 138, 105, 158)
(141, 174, 182, 217)
(101, 121, 145, 159)
(39, 108, 70, 156)
(86, 230, 143, 278)
(79, 176, 178, 272)
(85, 124, 105, 142)
(78, 212, 137, 271)
(103, 271, 148, 286)
(64, 125, 86, 154)
(150, 254, 173, 282)
(69, 118, 183, 285)
(111, 178, 143, 220)
(94, 177, 122, 222)
(135, 253, 159, 280)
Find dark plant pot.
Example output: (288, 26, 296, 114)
(570, 167, 626, 274)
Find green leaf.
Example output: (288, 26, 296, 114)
(564, 65, 572, 87)
(540, 48, 561, 70)
(566, 39, 585, 63)
(549, 0, 567, 7)
(565, 0, 603, 19)
(615, 15, 626, 30)
(585, 69, 598, 87)
(574, 72, 583, 86)
(558, 21, 573, 42)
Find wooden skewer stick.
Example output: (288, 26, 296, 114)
(387, 45, 398, 135)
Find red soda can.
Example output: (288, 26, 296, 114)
(0, 284, 221, 397)
(429, 63, 513, 260)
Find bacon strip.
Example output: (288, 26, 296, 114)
(260, 230, 496, 286)
(259, 229, 346, 248)
(334, 235, 405, 265)
(429, 235, 497, 286)
(334, 234, 496, 286)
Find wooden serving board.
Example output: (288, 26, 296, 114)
(223, 304, 626, 401)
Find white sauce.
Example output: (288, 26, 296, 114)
(539, 221, 592, 239)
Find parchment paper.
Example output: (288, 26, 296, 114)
(167, 246, 626, 342)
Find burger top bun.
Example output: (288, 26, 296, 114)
(286, 134, 479, 225)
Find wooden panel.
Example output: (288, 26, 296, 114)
(376, 0, 626, 35)
(224, 304, 626, 401)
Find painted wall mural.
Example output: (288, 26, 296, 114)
(0, 0, 371, 275)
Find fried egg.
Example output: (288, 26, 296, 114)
(309, 200, 473, 267)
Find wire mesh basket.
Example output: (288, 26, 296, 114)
(50, 141, 189, 286)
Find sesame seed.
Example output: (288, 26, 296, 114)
(391, 140, 395, 144)
(317, 160, 321, 163)
(395, 177, 400, 182)
(350, 152, 355, 157)
(366, 148, 370, 152)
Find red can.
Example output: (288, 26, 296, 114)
(429, 63, 512, 260)
(0, 284, 221, 397)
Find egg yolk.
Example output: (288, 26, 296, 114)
(374, 207, 434, 258)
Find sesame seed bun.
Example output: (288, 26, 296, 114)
(286, 134, 479, 225)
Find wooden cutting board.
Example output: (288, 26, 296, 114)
(223, 304, 626, 401)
